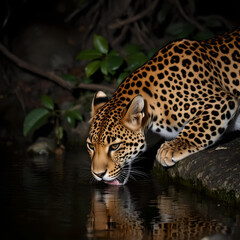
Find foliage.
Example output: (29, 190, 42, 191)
(74, 0, 230, 86)
(23, 95, 83, 145)
(23, 0, 232, 143)
(23, 35, 151, 143)
(71, 0, 231, 54)
(23, 36, 150, 143)
(155, 0, 222, 41)
(23, 108, 51, 137)
(77, 34, 123, 79)
(77, 34, 149, 85)
(61, 74, 79, 85)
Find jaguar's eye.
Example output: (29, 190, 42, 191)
(87, 142, 94, 151)
(109, 143, 121, 151)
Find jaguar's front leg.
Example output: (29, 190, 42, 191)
(156, 137, 202, 167)
(156, 98, 238, 167)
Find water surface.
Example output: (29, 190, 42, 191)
(1, 142, 240, 240)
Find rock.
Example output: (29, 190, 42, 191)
(201, 233, 231, 240)
(154, 133, 240, 202)
(27, 137, 56, 155)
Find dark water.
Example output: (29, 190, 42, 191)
(1, 142, 240, 240)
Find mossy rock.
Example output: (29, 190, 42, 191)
(153, 133, 240, 204)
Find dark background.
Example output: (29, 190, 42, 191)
(0, 0, 239, 143)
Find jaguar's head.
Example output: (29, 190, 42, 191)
(86, 91, 147, 185)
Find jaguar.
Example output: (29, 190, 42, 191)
(87, 27, 240, 185)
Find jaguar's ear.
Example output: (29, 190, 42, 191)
(121, 95, 145, 131)
(91, 91, 109, 117)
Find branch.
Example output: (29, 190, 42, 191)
(0, 42, 115, 93)
(64, 8, 80, 23)
(112, 25, 128, 47)
(108, 0, 158, 30)
(77, 82, 114, 93)
(175, 0, 205, 32)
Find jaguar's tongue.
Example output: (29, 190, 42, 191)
(104, 179, 122, 186)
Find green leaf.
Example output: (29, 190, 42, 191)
(23, 108, 50, 136)
(203, 16, 223, 28)
(166, 22, 183, 36)
(194, 30, 215, 40)
(69, 110, 83, 121)
(62, 74, 78, 84)
(67, 115, 75, 127)
(166, 22, 195, 38)
(57, 126, 63, 141)
(125, 44, 141, 55)
(157, 2, 171, 24)
(100, 58, 108, 75)
(127, 52, 149, 71)
(104, 75, 112, 82)
(81, 77, 93, 84)
(109, 50, 120, 56)
(117, 72, 130, 85)
(76, 49, 102, 60)
(85, 60, 100, 77)
(93, 34, 109, 54)
(106, 55, 124, 72)
(65, 112, 75, 127)
(41, 95, 54, 110)
(148, 48, 158, 58)
(65, 110, 83, 127)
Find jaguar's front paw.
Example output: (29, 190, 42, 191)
(156, 140, 188, 167)
(156, 141, 176, 167)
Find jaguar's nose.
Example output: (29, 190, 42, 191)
(94, 169, 107, 179)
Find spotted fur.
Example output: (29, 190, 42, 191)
(87, 27, 240, 184)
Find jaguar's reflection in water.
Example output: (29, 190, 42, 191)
(86, 184, 230, 240)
